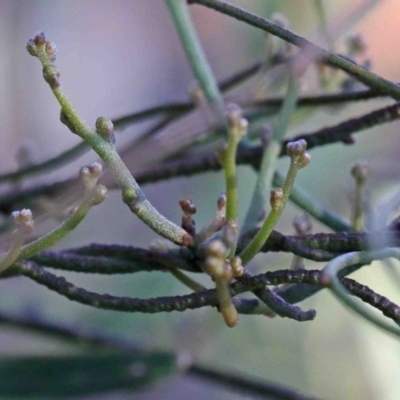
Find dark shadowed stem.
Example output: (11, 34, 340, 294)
(29, 229, 400, 277)
(10, 262, 400, 327)
(242, 271, 316, 322)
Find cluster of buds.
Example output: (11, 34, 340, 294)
(286, 139, 311, 169)
(200, 238, 238, 327)
(198, 225, 245, 328)
(79, 162, 108, 206)
(11, 209, 34, 236)
(27, 32, 60, 88)
(225, 104, 248, 141)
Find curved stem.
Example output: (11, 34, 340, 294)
(321, 248, 400, 338)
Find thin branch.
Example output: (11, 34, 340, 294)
(243, 75, 298, 232)
(167, 0, 225, 119)
(189, 0, 400, 99)
(12, 261, 319, 314)
(11, 262, 400, 328)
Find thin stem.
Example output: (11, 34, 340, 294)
(169, 268, 205, 291)
(321, 248, 400, 338)
(13, 261, 322, 313)
(17, 186, 100, 261)
(189, 0, 400, 99)
(243, 75, 298, 232)
(240, 150, 308, 266)
(167, 0, 225, 119)
(220, 119, 243, 257)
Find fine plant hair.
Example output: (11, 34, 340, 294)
(2, 1, 400, 399)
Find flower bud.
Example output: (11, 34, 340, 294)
(26, 39, 38, 57)
(351, 161, 369, 185)
(286, 139, 307, 158)
(230, 256, 244, 277)
(95, 117, 115, 144)
(206, 239, 227, 259)
(87, 162, 103, 180)
(179, 198, 197, 215)
(217, 193, 226, 211)
(122, 188, 136, 204)
(91, 185, 108, 205)
(270, 188, 284, 210)
(11, 209, 34, 234)
(33, 32, 47, 46)
(225, 103, 243, 129)
(45, 42, 58, 62)
(297, 152, 311, 169)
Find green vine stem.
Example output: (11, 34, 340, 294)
(240, 140, 311, 265)
(166, 0, 225, 119)
(314, 0, 334, 52)
(27, 32, 191, 246)
(321, 248, 400, 338)
(17, 163, 107, 261)
(169, 267, 206, 292)
(220, 106, 247, 257)
(243, 75, 298, 232)
(189, 0, 400, 100)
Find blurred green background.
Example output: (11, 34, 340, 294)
(1, 0, 400, 399)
